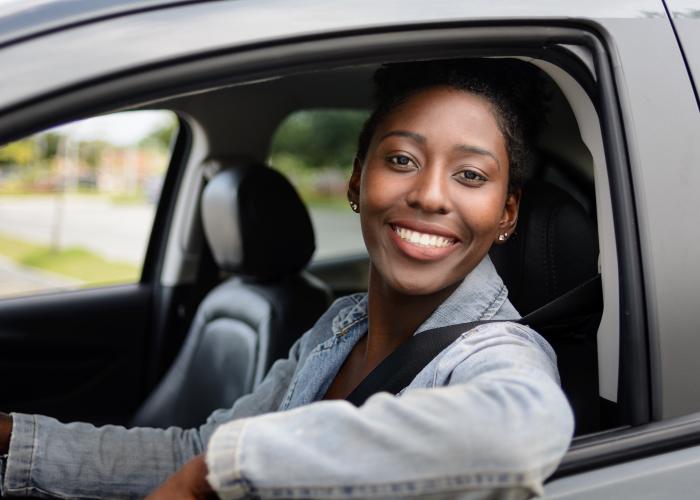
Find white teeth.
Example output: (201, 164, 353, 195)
(393, 226, 455, 248)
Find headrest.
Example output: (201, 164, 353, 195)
(490, 181, 598, 315)
(201, 163, 315, 280)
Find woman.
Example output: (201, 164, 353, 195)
(0, 59, 573, 499)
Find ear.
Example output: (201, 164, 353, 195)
(347, 157, 363, 209)
(496, 188, 521, 243)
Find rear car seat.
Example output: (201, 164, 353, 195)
(131, 163, 331, 429)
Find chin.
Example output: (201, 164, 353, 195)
(386, 270, 461, 297)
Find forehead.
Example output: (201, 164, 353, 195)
(386, 86, 497, 125)
(377, 86, 507, 151)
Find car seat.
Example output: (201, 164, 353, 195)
(131, 163, 332, 429)
(490, 180, 602, 435)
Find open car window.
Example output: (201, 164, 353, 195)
(268, 109, 367, 261)
(0, 110, 178, 298)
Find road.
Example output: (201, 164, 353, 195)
(0, 195, 155, 263)
(0, 256, 78, 298)
(0, 195, 364, 294)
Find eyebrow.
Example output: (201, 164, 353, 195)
(455, 144, 501, 170)
(378, 130, 426, 144)
(379, 130, 501, 170)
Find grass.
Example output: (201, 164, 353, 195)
(109, 192, 148, 205)
(0, 190, 149, 205)
(0, 235, 37, 262)
(301, 192, 353, 211)
(0, 234, 140, 285)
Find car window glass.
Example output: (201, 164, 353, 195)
(0, 110, 178, 299)
(268, 109, 367, 260)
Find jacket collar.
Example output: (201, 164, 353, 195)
(414, 255, 509, 334)
(331, 255, 510, 337)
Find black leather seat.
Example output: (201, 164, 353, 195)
(131, 163, 331, 429)
(490, 181, 601, 435)
(490, 181, 599, 315)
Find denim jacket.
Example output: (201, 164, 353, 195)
(2, 256, 573, 499)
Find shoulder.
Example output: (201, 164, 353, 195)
(435, 321, 561, 386)
(471, 321, 557, 362)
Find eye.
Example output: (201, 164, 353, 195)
(456, 169, 487, 185)
(386, 154, 416, 169)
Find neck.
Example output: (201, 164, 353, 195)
(363, 263, 459, 363)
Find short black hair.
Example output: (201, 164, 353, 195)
(356, 58, 547, 193)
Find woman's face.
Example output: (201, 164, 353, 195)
(349, 86, 520, 296)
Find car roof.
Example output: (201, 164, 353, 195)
(0, 0, 203, 47)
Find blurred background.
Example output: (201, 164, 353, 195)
(0, 109, 367, 298)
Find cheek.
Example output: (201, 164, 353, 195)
(455, 190, 506, 236)
(359, 165, 402, 212)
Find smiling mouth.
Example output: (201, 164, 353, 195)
(391, 224, 457, 249)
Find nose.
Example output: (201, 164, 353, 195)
(406, 163, 450, 215)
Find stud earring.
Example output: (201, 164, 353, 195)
(349, 200, 359, 212)
(498, 232, 508, 242)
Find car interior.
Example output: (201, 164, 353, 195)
(0, 55, 621, 444)
(131, 58, 614, 437)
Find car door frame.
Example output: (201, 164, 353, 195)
(1, 0, 699, 491)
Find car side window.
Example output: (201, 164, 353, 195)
(0, 110, 178, 299)
(268, 109, 367, 261)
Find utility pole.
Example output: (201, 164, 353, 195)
(50, 135, 67, 253)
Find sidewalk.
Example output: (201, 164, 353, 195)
(0, 255, 80, 298)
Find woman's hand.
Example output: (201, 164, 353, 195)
(146, 454, 218, 500)
(0, 412, 12, 454)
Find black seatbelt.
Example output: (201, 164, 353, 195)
(345, 274, 601, 406)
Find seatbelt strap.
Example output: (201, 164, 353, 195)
(345, 274, 601, 406)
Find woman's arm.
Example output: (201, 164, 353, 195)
(0, 341, 302, 499)
(205, 323, 574, 500)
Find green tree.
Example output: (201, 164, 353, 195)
(270, 109, 368, 169)
(139, 118, 178, 152)
(38, 133, 61, 161)
(0, 140, 35, 166)
(0, 132, 62, 168)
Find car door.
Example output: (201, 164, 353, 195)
(0, 0, 699, 496)
(0, 110, 194, 425)
(664, 0, 700, 104)
(543, 0, 700, 496)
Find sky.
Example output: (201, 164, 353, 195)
(47, 111, 175, 147)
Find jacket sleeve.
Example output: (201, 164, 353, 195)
(206, 323, 574, 500)
(0, 339, 303, 500)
